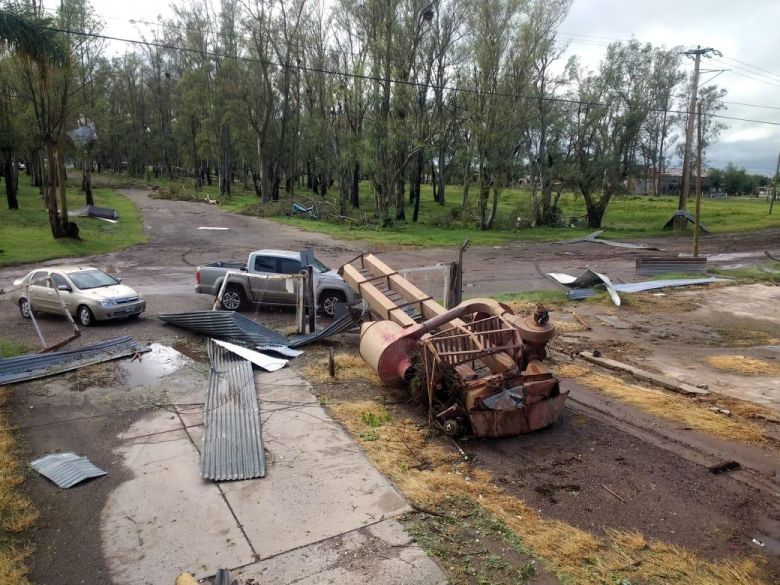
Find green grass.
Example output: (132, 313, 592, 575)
(0, 174, 147, 267)
(710, 261, 780, 283)
(92, 173, 780, 248)
(0, 340, 31, 358)
(244, 182, 780, 247)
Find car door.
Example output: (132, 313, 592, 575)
(50, 272, 77, 315)
(27, 271, 55, 313)
(248, 255, 284, 304)
(276, 257, 303, 306)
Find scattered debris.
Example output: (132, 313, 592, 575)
(0, 336, 147, 385)
(30, 452, 106, 488)
(751, 538, 765, 547)
(214, 568, 237, 585)
(579, 351, 709, 396)
(159, 310, 290, 349)
(202, 339, 266, 481)
(765, 251, 779, 262)
(663, 210, 710, 233)
(340, 254, 566, 438)
(160, 308, 362, 351)
(291, 202, 319, 218)
(69, 205, 119, 222)
(211, 338, 287, 372)
(572, 312, 591, 330)
(548, 269, 725, 305)
(708, 460, 740, 475)
(636, 256, 707, 276)
(555, 230, 661, 250)
(197, 226, 230, 230)
(287, 308, 362, 348)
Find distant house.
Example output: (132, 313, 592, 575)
(632, 167, 710, 195)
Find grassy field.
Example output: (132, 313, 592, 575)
(0, 174, 147, 267)
(135, 173, 779, 247)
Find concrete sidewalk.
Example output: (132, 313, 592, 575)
(100, 356, 445, 585)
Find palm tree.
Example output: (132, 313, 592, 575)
(0, 7, 66, 65)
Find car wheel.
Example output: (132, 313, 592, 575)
(319, 291, 346, 317)
(19, 298, 31, 319)
(220, 286, 245, 311)
(77, 305, 94, 327)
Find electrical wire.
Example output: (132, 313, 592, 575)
(36, 25, 780, 127)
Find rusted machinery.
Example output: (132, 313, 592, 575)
(339, 254, 567, 438)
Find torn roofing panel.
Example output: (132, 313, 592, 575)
(212, 338, 287, 372)
(202, 339, 266, 481)
(287, 310, 361, 349)
(30, 452, 106, 488)
(158, 311, 289, 347)
(0, 336, 146, 386)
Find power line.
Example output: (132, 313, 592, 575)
(719, 55, 780, 82)
(39, 25, 780, 127)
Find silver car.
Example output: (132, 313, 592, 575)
(13, 266, 146, 326)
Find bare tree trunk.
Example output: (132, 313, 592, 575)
(461, 159, 471, 208)
(57, 144, 69, 227)
(3, 150, 18, 210)
(45, 141, 64, 238)
(350, 161, 360, 208)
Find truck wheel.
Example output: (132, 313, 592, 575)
(319, 290, 346, 317)
(220, 286, 245, 311)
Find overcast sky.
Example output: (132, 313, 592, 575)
(77, 0, 780, 175)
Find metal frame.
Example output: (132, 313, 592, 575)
(24, 276, 81, 352)
(211, 269, 309, 334)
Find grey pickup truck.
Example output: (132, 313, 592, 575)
(195, 249, 361, 316)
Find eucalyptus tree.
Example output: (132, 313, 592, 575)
(568, 41, 655, 228)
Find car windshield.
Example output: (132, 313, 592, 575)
(312, 258, 330, 273)
(68, 270, 119, 290)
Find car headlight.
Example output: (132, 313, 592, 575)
(97, 299, 115, 308)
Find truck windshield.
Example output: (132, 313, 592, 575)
(68, 270, 119, 290)
(312, 258, 330, 273)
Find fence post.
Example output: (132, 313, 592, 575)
(297, 271, 306, 334)
(306, 265, 316, 333)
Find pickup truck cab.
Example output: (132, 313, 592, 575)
(195, 249, 361, 316)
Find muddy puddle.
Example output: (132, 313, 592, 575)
(66, 343, 192, 392)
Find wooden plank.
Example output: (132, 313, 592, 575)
(579, 351, 709, 396)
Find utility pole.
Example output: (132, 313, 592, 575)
(770, 151, 780, 215)
(693, 100, 703, 257)
(676, 46, 719, 231)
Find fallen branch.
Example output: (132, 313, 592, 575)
(411, 503, 454, 519)
(600, 484, 625, 503)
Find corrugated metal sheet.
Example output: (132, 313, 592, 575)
(212, 339, 287, 372)
(159, 311, 289, 347)
(160, 310, 361, 351)
(201, 339, 266, 481)
(30, 452, 106, 488)
(0, 336, 146, 385)
(555, 230, 660, 250)
(663, 210, 710, 233)
(636, 256, 708, 275)
(256, 345, 303, 358)
(288, 311, 361, 348)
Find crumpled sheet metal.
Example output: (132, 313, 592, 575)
(549, 270, 725, 304)
(160, 310, 360, 351)
(663, 210, 710, 233)
(555, 230, 660, 250)
(31, 452, 106, 488)
(201, 339, 266, 481)
(287, 310, 361, 348)
(159, 311, 289, 347)
(0, 336, 146, 386)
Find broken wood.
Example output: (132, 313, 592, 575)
(572, 312, 591, 331)
(579, 351, 709, 396)
(600, 483, 625, 503)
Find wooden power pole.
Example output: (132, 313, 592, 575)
(676, 46, 719, 231)
(770, 151, 780, 215)
(693, 100, 703, 257)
